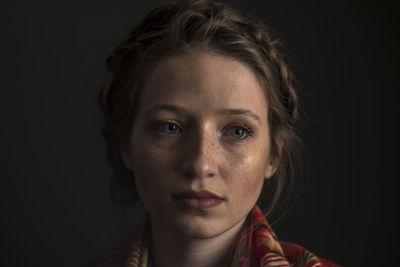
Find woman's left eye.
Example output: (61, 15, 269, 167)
(224, 125, 253, 140)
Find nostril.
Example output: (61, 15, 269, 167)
(206, 172, 216, 178)
(182, 168, 195, 179)
(181, 161, 217, 179)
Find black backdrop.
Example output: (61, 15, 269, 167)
(1, 1, 399, 266)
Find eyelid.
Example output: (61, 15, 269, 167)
(223, 123, 254, 140)
(151, 120, 183, 134)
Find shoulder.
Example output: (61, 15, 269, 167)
(279, 241, 341, 267)
(88, 232, 140, 267)
(88, 219, 149, 267)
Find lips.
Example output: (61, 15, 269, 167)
(173, 190, 224, 210)
(174, 190, 224, 199)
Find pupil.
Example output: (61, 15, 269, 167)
(234, 128, 244, 137)
(167, 124, 176, 132)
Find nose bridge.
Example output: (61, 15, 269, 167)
(182, 121, 217, 179)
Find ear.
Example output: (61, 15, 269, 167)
(264, 136, 284, 179)
(264, 162, 277, 179)
(120, 143, 134, 171)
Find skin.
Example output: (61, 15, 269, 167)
(122, 49, 278, 267)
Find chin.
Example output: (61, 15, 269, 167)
(169, 213, 227, 238)
(183, 225, 226, 239)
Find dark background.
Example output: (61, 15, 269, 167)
(1, 1, 398, 266)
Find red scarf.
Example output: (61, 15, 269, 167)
(231, 206, 339, 266)
(90, 206, 340, 267)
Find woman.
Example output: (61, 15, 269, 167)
(91, 0, 339, 266)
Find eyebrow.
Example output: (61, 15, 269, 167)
(144, 105, 185, 116)
(144, 105, 261, 122)
(218, 108, 261, 122)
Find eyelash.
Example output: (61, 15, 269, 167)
(151, 120, 183, 135)
(151, 121, 254, 140)
(223, 124, 254, 140)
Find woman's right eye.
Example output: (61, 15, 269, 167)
(152, 121, 182, 135)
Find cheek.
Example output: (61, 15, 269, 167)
(225, 146, 269, 198)
(234, 156, 266, 196)
(129, 138, 174, 199)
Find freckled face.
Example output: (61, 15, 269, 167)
(122, 50, 276, 238)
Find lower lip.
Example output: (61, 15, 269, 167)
(175, 198, 224, 210)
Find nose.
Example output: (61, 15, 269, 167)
(180, 125, 218, 179)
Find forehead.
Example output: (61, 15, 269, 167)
(137, 50, 268, 120)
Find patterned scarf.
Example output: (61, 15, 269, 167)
(90, 206, 340, 267)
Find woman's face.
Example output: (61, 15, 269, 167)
(122, 50, 277, 238)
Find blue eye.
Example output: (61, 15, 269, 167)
(225, 125, 253, 140)
(153, 121, 182, 135)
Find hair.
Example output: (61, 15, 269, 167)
(99, 0, 303, 222)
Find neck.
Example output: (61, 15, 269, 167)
(150, 218, 246, 267)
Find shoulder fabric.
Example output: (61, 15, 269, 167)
(88, 206, 340, 267)
(279, 241, 341, 267)
(88, 218, 150, 267)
